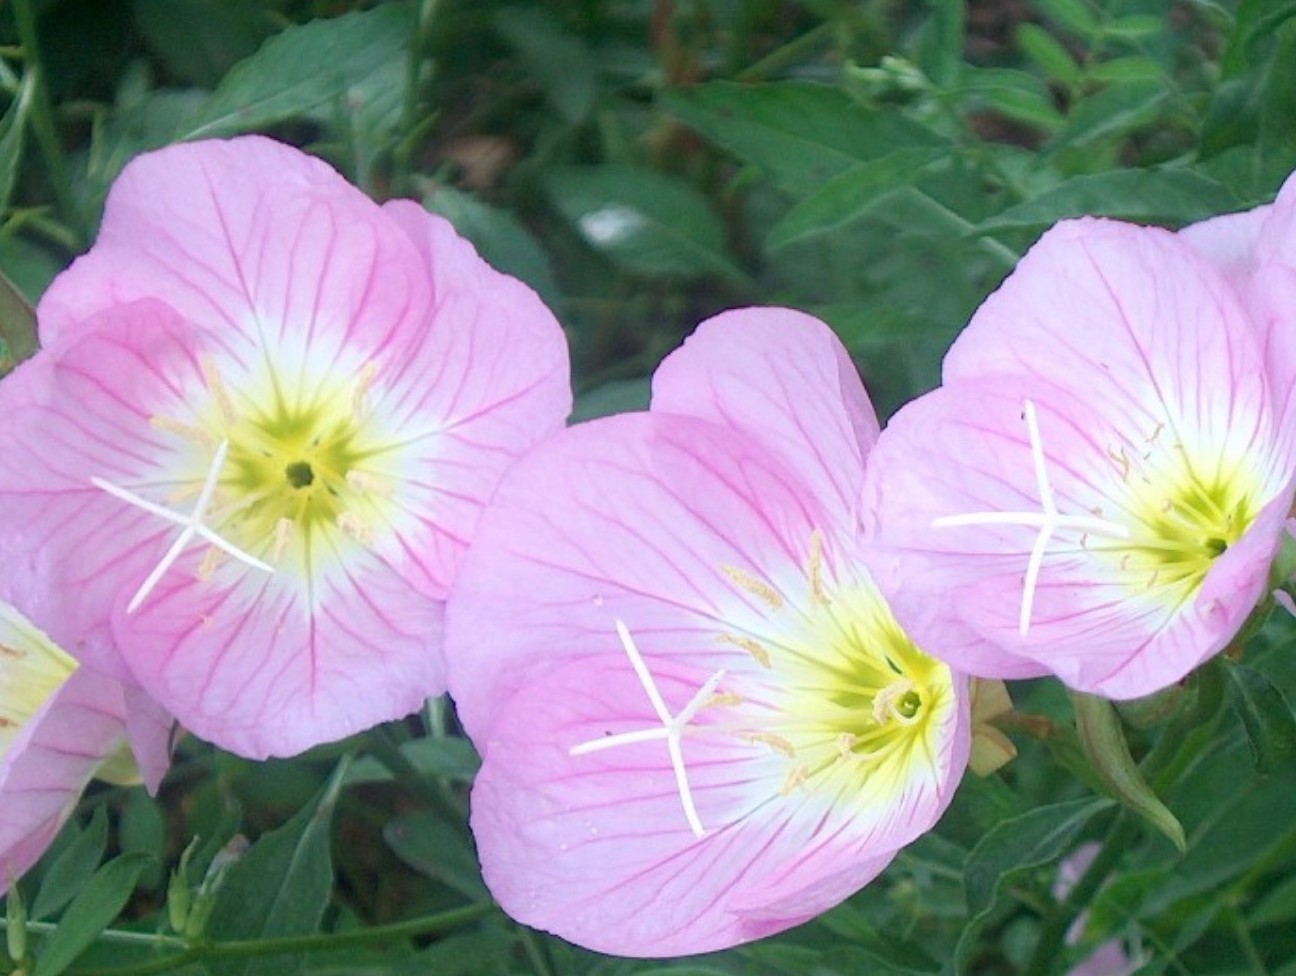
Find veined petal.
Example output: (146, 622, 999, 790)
(447, 412, 967, 954)
(0, 604, 164, 896)
(651, 307, 879, 538)
(38, 136, 433, 357)
(864, 374, 1292, 697)
(0, 300, 442, 757)
(945, 218, 1279, 475)
(374, 200, 572, 597)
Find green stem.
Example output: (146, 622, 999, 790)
(10, 0, 87, 247)
(734, 21, 835, 82)
(62, 903, 493, 976)
(1226, 904, 1269, 976)
(1024, 813, 1138, 976)
(0, 921, 183, 950)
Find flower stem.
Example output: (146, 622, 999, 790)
(60, 903, 494, 976)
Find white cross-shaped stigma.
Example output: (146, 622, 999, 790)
(91, 438, 274, 613)
(931, 399, 1130, 635)
(569, 620, 724, 838)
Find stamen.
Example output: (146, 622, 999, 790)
(91, 439, 274, 613)
(807, 529, 830, 607)
(721, 565, 784, 610)
(706, 692, 745, 708)
(717, 632, 772, 668)
(779, 765, 808, 795)
(836, 732, 858, 759)
(151, 415, 215, 445)
(352, 363, 378, 422)
(930, 399, 1131, 636)
(196, 546, 221, 581)
(272, 517, 294, 563)
(745, 731, 797, 758)
(345, 469, 393, 497)
(872, 677, 917, 724)
(337, 512, 374, 546)
(567, 620, 723, 838)
(200, 355, 238, 426)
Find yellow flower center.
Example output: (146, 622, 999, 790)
(0, 605, 79, 761)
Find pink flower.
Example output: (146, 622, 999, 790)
(0, 136, 570, 758)
(446, 308, 969, 956)
(862, 218, 1296, 697)
(1, 602, 171, 895)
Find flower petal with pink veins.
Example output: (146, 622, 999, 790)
(0, 136, 570, 758)
(651, 307, 880, 538)
(448, 410, 968, 955)
(0, 603, 171, 896)
(864, 218, 1294, 698)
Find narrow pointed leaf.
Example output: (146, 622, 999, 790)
(31, 852, 152, 976)
(1073, 692, 1185, 851)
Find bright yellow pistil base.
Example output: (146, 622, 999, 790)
(727, 558, 957, 815)
(0, 604, 79, 761)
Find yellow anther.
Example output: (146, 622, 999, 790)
(746, 731, 797, 758)
(717, 632, 772, 668)
(706, 692, 745, 708)
(337, 512, 374, 546)
(272, 518, 294, 563)
(200, 355, 238, 426)
(807, 529, 830, 607)
(836, 732, 858, 759)
(352, 363, 378, 421)
(0, 643, 23, 660)
(151, 415, 214, 444)
(346, 469, 393, 497)
(778, 765, 809, 795)
(196, 546, 221, 581)
(721, 565, 783, 610)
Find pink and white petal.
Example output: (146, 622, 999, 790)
(123, 685, 175, 793)
(0, 669, 131, 895)
(651, 306, 879, 538)
(944, 218, 1276, 476)
(113, 558, 442, 759)
(369, 200, 571, 598)
(38, 136, 433, 364)
(471, 653, 958, 956)
(1178, 205, 1271, 286)
(863, 379, 1289, 696)
(446, 412, 828, 741)
(0, 301, 214, 679)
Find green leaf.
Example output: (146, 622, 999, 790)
(571, 379, 651, 421)
(205, 759, 346, 976)
(951, 67, 1064, 130)
(1048, 78, 1167, 150)
(0, 261, 37, 372)
(975, 169, 1240, 232)
(954, 797, 1113, 973)
(918, 0, 965, 88)
(131, 0, 275, 88)
(1073, 693, 1185, 852)
(31, 809, 109, 922)
(1102, 14, 1164, 39)
(493, 7, 598, 123)
(663, 81, 947, 198)
(0, 72, 34, 216)
(544, 164, 744, 280)
(1035, 0, 1100, 37)
(384, 813, 489, 903)
(178, 5, 414, 140)
(31, 852, 152, 976)
(1085, 56, 1164, 84)
(1017, 23, 1081, 84)
(422, 185, 561, 310)
(768, 149, 949, 249)
(1225, 660, 1296, 774)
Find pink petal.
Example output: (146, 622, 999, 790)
(376, 200, 571, 596)
(0, 669, 134, 895)
(0, 302, 443, 757)
(651, 307, 879, 538)
(39, 136, 433, 359)
(447, 412, 968, 954)
(1178, 206, 1271, 286)
(864, 373, 1292, 697)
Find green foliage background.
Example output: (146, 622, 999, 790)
(4, 0, 1296, 974)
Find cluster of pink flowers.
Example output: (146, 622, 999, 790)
(4, 134, 1295, 959)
